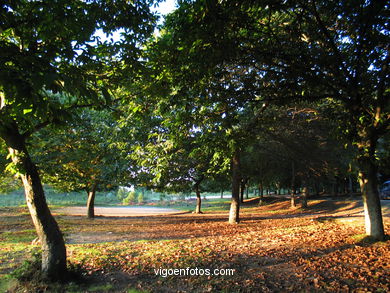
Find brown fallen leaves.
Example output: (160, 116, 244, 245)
(1, 199, 389, 292)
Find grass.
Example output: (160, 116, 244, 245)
(0, 188, 121, 208)
(0, 188, 232, 210)
(150, 198, 232, 212)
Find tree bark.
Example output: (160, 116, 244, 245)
(301, 186, 308, 208)
(229, 148, 241, 224)
(357, 135, 385, 240)
(1, 122, 67, 280)
(258, 183, 264, 206)
(195, 183, 202, 214)
(87, 182, 98, 219)
(220, 190, 223, 198)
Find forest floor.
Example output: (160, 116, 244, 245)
(0, 197, 389, 292)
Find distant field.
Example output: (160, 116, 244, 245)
(0, 189, 120, 208)
(0, 188, 231, 210)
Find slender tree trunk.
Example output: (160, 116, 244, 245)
(1, 122, 67, 280)
(314, 182, 320, 197)
(240, 179, 245, 203)
(291, 161, 297, 208)
(332, 177, 339, 197)
(195, 183, 202, 214)
(258, 183, 264, 206)
(229, 148, 241, 224)
(87, 182, 98, 219)
(220, 190, 223, 199)
(301, 186, 308, 208)
(357, 135, 384, 240)
(259, 181, 263, 196)
(348, 176, 353, 195)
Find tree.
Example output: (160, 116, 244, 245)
(155, 0, 389, 239)
(0, 140, 19, 193)
(127, 104, 213, 213)
(250, 0, 389, 239)
(34, 109, 129, 218)
(140, 3, 275, 223)
(0, 0, 156, 279)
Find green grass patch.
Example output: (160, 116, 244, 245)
(0, 188, 121, 208)
(150, 198, 233, 213)
(0, 274, 17, 292)
(0, 229, 36, 243)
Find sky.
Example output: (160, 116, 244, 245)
(95, 0, 177, 42)
(154, 0, 177, 16)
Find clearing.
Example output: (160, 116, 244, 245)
(55, 206, 182, 217)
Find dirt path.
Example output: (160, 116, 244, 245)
(55, 206, 183, 217)
(56, 199, 390, 244)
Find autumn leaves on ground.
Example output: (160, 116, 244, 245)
(1, 198, 389, 292)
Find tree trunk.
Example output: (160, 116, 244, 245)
(348, 176, 353, 195)
(220, 190, 223, 199)
(301, 186, 308, 208)
(259, 181, 263, 196)
(195, 183, 202, 214)
(357, 135, 384, 240)
(314, 183, 320, 197)
(1, 122, 67, 280)
(240, 179, 245, 203)
(87, 182, 98, 219)
(258, 183, 264, 206)
(332, 177, 339, 197)
(229, 148, 241, 224)
(290, 161, 297, 208)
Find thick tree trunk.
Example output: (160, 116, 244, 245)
(195, 183, 202, 214)
(229, 149, 241, 224)
(357, 135, 385, 240)
(86, 182, 97, 219)
(1, 123, 67, 280)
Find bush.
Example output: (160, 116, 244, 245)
(117, 188, 127, 201)
(123, 191, 136, 205)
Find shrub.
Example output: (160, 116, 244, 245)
(117, 188, 127, 201)
(123, 191, 136, 205)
